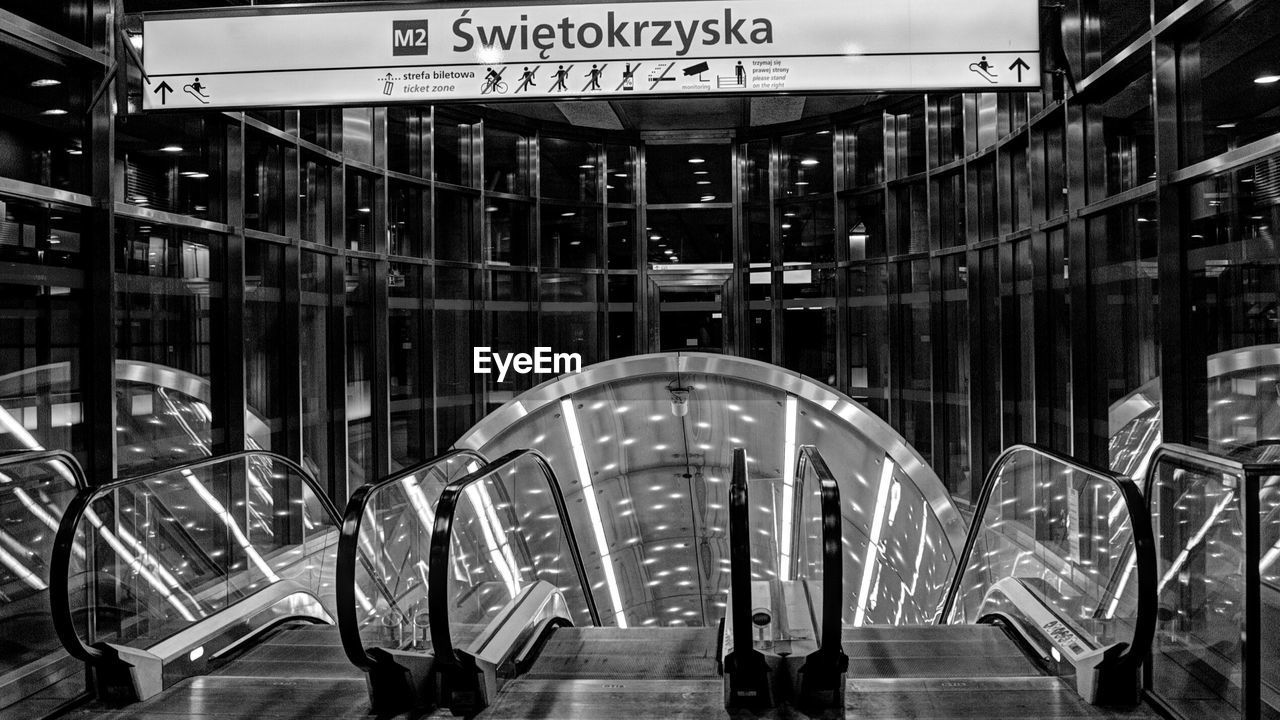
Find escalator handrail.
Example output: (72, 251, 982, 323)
(728, 447, 756, 663)
(427, 448, 600, 668)
(335, 448, 487, 670)
(790, 445, 843, 661)
(49, 450, 346, 664)
(0, 448, 89, 489)
(936, 443, 1156, 669)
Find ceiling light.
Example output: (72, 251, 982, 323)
(688, 157, 705, 164)
(357, 207, 371, 213)
(696, 180, 711, 185)
(650, 234, 661, 240)
(1255, 74, 1280, 84)
(161, 145, 184, 152)
(700, 195, 716, 202)
(579, 163, 594, 169)
(66, 148, 82, 156)
(30, 78, 61, 88)
(781, 223, 792, 229)
(1216, 122, 1238, 129)
(800, 158, 820, 166)
(795, 181, 809, 186)
(561, 211, 576, 217)
(41, 108, 68, 116)
(614, 172, 628, 177)
(180, 171, 210, 179)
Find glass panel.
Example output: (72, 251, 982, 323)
(843, 118, 884, 188)
(484, 126, 528, 195)
(1088, 70, 1155, 202)
(388, 107, 428, 177)
(540, 137, 598, 202)
(1148, 458, 1244, 720)
(300, 251, 336, 494)
(1086, 202, 1160, 469)
(894, 181, 927, 255)
(646, 208, 732, 265)
(934, 171, 965, 248)
(938, 254, 970, 498)
(441, 454, 594, 653)
(389, 264, 426, 470)
(245, 130, 285, 235)
(301, 155, 333, 246)
(434, 190, 475, 263)
(540, 205, 599, 269)
(119, 115, 222, 221)
(849, 263, 889, 418)
(434, 113, 475, 187)
(645, 144, 730, 205)
(1184, 157, 1280, 451)
(891, 102, 926, 178)
(949, 448, 1141, 654)
(933, 94, 964, 166)
(65, 455, 340, 658)
(350, 454, 481, 655)
(1179, 0, 1280, 165)
(0, 454, 83, 676)
(114, 223, 224, 475)
(605, 144, 635, 204)
(844, 192, 885, 260)
(896, 260, 931, 465)
(346, 260, 374, 491)
(744, 139, 770, 204)
(607, 210, 637, 270)
(389, 182, 426, 258)
(779, 130, 832, 197)
(778, 201, 835, 263)
(484, 198, 532, 266)
(345, 172, 377, 253)
(245, 240, 285, 453)
(0, 44, 89, 193)
(435, 267, 476, 446)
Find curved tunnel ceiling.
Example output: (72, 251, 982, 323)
(455, 352, 966, 628)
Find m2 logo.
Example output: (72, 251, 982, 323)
(393, 19, 429, 55)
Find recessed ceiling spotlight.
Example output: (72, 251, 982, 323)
(41, 108, 68, 115)
(161, 145, 184, 152)
(30, 78, 62, 88)
(1254, 74, 1280, 84)
(800, 158, 820, 166)
(688, 157, 705, 164)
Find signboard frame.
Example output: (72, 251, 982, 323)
(130, 0, 1043, 112)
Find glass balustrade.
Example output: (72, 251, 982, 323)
(0, 451, 86, 681)
(429, 450, 598, 665)
(53, 452, 343, 662)
(337, 450, 484, 664)
(942, 445, 1153, 677)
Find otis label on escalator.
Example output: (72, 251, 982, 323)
(137, 0, 1041, 111)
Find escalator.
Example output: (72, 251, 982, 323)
(42, 448, 480, 720)
(828, 445, 1159, 718)
(362, 442, 1162, 719)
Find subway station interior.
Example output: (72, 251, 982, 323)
(1, 0, 1279, 719)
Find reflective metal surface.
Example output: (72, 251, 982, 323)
(456, 352, 964, 628)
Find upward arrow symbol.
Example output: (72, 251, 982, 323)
(154, 80, 174, 105)
(1009, 57, 1031, 82)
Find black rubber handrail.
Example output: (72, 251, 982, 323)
(936, 443, 1156, 672)
(335, 448, 487, 670)
(0, 448, 88, 489)
(723, 447, 771, 706)
(49, 450, 347, 664)
(791, 446, 844, 666)
(427, 448, 600, 669)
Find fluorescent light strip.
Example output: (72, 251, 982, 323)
(0, 535, 46, 590)
(466, 482, 520, 599)
(561, 398, 627, 627)
(854, 456, 895, 626)
(778, 395, 798, 581)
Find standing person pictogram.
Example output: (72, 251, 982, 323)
(551, 65, 571, 92)
(735, 61, 746, 86)
(516, 66, 537, 92)
(586, 64, 603, 91)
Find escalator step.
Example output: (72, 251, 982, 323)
(525, 628, 721, 679)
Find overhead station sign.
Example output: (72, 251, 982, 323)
(138, 0, 1041, 111)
